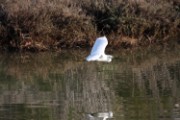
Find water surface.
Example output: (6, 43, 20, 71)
(0, 47, 180, 120)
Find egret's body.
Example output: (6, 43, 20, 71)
(86, 36, 113, 62)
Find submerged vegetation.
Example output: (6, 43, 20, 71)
(0, 0, 179, 51)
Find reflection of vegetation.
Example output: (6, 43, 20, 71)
(115, 70, 135, 97)
(0, 104, 52, 120)
(33, 75, 53, 91)
(122, 96, 174, 119)
(0, 62, 17, 89)
(68, 106, 75, 120)
(0, 71, 16, 84)
(0, 47, 180, 119)
(24, 107, 51, 120)
(111, 48, 180, 120)
(168, 62, 180, 82)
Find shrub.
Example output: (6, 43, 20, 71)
(0, 0, 179, 51)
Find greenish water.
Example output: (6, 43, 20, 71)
(0, 48, 180, 120)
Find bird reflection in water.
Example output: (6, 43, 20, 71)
(86, 111, 113, 120)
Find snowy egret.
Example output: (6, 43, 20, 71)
(86, 111, 113, 120)
(86, 36, 113, 62)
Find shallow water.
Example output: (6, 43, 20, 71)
(0, 47, 180, 120)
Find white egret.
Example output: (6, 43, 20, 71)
(86, 111, 113, 120)
(86, 36, 113, 62)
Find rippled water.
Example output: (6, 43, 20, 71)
(0, 47, 180, 120)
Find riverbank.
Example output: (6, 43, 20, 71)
(0, 0, 179, 51)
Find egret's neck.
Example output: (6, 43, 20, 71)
(103, 117, 108, 120)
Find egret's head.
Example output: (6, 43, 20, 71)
(107, 55, 113, 62)
(98, 55, 112, 62)
(109, 111, 113, 117)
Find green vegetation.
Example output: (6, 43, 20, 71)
(0, 0, 179, 51)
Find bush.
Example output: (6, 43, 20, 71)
(0, 0, 179, 51)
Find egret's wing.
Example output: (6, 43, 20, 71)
(86, 36, 108, 61)
(86, 54, 101, 61)
(90, 36, 108, 56)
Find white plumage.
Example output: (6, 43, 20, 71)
(86, 111, 113, 120)
(86, 36, 113, 62)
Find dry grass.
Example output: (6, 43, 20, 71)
(0, 0, 179, 51)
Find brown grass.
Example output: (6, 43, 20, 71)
(0, 0, 179, 51)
